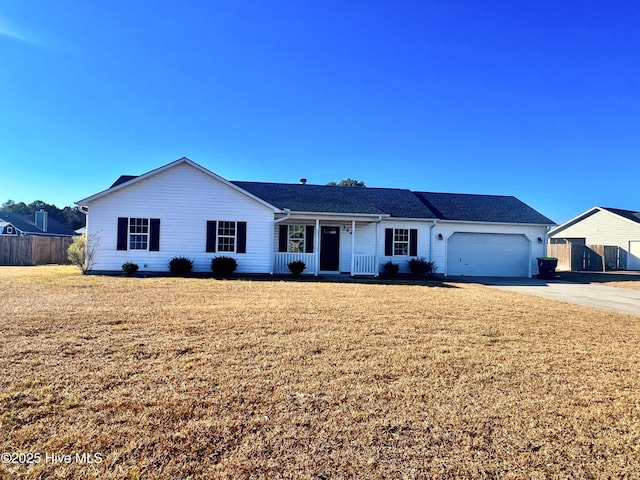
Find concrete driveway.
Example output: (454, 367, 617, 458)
(468, 277, 640, 317)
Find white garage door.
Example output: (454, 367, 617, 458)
(447, 233, 530, 277)
(629, 241, 640, 270)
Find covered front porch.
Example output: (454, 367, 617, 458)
(271, 214, 387, 276)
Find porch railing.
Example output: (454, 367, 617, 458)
(353, 255, 377, 276)
(274, 253, 377, 276)
(274, 253, 316, 274)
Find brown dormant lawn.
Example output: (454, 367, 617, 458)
(1, 266, 639, 479)
(598, 281, 640, 291)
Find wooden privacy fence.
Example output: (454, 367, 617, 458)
(0, 236, 73, 266)
(547, 243, 572, 271)
(548, 243, 624, 271)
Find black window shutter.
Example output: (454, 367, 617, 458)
(237, 222, 247, 253)
(149, 219, 161, 251)
(384, 228, 393, 256)
(206, 221, 217, 253)
(278, 225, 288, 252)
(409, 229, 418, 256)
(117, 217, 128, 250)
(305, 225, 314, 253)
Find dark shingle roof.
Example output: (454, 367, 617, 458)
(601, 207, 640, 225)
(232, 182, 438, 218)
(413, 192, 555, 224)
(105, 168, 555, 224)
(110, 175, 139, 188)
(0, 212, 77, 236)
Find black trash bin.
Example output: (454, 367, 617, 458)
(537, 257, 558, 280)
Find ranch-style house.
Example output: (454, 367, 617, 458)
(76, 157, 555, 277)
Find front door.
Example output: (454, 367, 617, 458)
(320, 226, 340, 271)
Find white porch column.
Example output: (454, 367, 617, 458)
(315, 218, 320, 276)
(374, 218, 380, 277)
(350, 220, 356, 275)
(269, 220, 275, 275)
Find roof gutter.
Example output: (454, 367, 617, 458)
(434, 219, 556, 227)
(283, 211, 391, 219)
(274, 209, 292, 224)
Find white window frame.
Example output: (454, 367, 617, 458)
(129, 218, 149, 250)
(393, 228, 409, 256)
(5, 226, 15, 235)
(217, 221, 237, 253)
(288, 225, 306, 253)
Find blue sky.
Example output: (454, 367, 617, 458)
(1, 1, 638, 224)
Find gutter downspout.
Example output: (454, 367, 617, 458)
(544, 225, 551, 257)
(429, 220, 437, 265)
(272, 209, 291, 274)
(528, 239, 533, 278)
(274, 208, 291, 224)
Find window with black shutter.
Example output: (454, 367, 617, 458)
(385, 227, 418, 256)
(117, 217, 160, 251)
(206, 220, 247, 254)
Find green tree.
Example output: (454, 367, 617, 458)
(1, 199, 85, 230)
(326, 178, 366, 187)
(61, 206, 86, 230)
(1, 200, 30, 214)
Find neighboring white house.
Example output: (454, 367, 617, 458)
(548, 207, 640, 271)
(76, 157, 555, 277)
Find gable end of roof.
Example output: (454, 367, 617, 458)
(76, 157, 280, 212)
(549, 206, 640, 236)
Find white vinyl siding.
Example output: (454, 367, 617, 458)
(85, 162, 274, 273)
(378, 220, 431, 274)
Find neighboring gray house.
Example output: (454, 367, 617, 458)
(76, 157, 555, 277)
(0, 210, 76, 237)
(549, 207, 640, 270)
